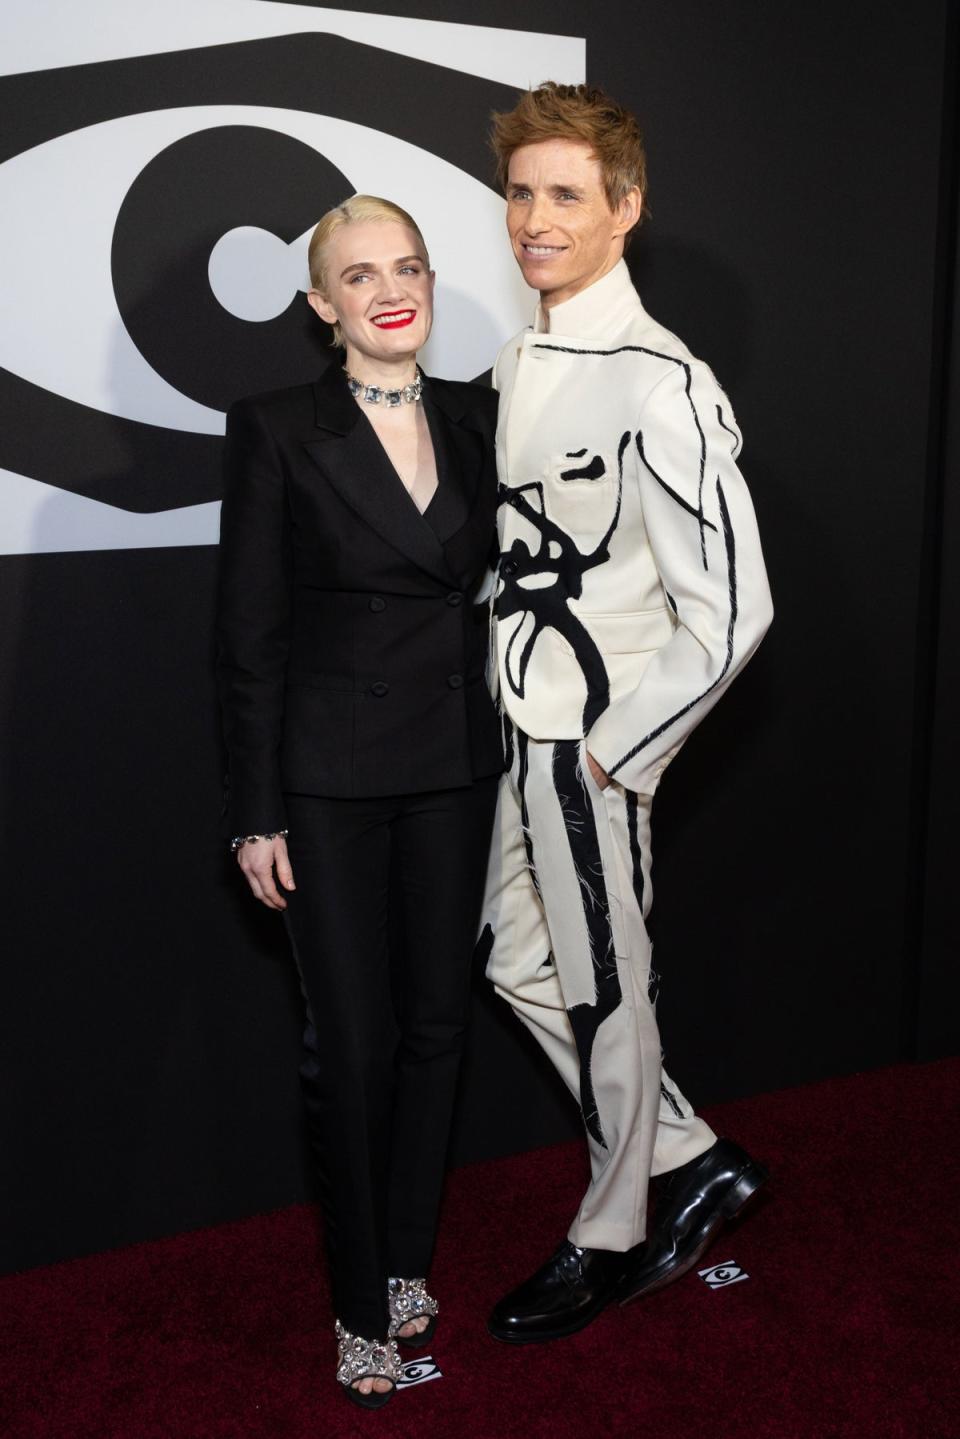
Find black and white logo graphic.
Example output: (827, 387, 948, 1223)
(698, 1260, 749, 1288)
(0, 3, 584, 554)
(397, 1356, 442, 1388)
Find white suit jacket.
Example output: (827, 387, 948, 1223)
(492, 259, 773, 796)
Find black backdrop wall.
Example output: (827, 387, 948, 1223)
(1, 0, 957, 1274)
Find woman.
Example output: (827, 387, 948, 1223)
(215, 195, 502, 1409)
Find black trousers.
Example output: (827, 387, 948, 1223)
(283, 778, 498, 1338)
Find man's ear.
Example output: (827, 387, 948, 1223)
(615, 186, 643, 238)
(308, 289, 338, 325)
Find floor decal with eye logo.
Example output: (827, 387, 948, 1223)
(397, 1356, 443, 1388)
(698, 1259, 750, 1288)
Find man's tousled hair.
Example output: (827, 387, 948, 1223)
(490, 82, 649, 232)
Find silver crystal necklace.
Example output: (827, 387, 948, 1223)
(344, 367, 423, 408)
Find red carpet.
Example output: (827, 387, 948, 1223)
(2, 1060, 958, 1439)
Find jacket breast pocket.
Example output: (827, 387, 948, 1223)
(543, 451, 618, 542)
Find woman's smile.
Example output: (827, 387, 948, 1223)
(371, 309, 417, 329)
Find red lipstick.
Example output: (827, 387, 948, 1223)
(371, 309, 417, 330)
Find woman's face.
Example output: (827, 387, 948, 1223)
(309, 220, 434, 367)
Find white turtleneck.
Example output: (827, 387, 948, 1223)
(532, 259, 643, 340)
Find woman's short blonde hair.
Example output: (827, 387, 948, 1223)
(307, 194, 430, 347)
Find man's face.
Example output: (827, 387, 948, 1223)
(505, 139, 640, 308)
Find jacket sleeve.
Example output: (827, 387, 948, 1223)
(214, 399, 292, 836)
(586, 359, 773, 795)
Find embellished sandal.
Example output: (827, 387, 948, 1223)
(335, 1320, 401, 1410)
(387, 1277, 439, 1349)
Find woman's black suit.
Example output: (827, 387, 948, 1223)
(215, 362, 503, 1336)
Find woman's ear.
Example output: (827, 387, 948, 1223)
(307, 288, 338, 325)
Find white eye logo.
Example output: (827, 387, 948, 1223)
(698, 1260, 749, 1288)
(0, 9, 584, 555)
(0, 106, 532, 435)
(397, 1357, 442, 1388)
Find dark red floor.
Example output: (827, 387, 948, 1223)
(2, 1060, 958, 1439)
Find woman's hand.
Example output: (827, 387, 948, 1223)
(237, 834, 296, 911)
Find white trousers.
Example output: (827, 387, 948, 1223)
(481, 728, 716, 1251)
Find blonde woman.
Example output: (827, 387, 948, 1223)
(215, 196, 502, 1409)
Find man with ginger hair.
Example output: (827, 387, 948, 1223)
(479, 82, 773, 1343)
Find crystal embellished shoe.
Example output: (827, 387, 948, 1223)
(387, 1276, 438, 1349)
(334, 1319, 401, 1410)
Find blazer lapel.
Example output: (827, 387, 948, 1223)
(302, 364, 454, 585)
(426, 380, 493, 586)
(422, 390, 474, 544)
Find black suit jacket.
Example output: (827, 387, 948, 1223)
(215, 362, 503, 834)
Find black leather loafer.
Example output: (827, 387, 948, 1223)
(488, 1240, 632, 1344)
(619, 1138, 768, 1304)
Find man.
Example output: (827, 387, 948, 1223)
(479, 82, 774, 1344)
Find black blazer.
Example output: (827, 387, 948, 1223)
(215, 362, 503, 834)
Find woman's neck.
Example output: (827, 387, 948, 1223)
(343, 346, 418, 390)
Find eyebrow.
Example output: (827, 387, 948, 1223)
(339, 255, 424, 278)
(508, 181, 584, 195)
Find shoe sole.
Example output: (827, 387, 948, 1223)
(619, 1161, 768, 1306)
(341, 1383, 395, 1410)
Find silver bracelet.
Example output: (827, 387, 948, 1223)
(230, 828, 288, 852)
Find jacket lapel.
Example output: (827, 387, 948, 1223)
(421, 390, 474, 544)
(427, 380, 494, 587)
(302, 364, 454, 585)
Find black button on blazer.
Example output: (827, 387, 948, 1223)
(215, 362, 504, 834)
